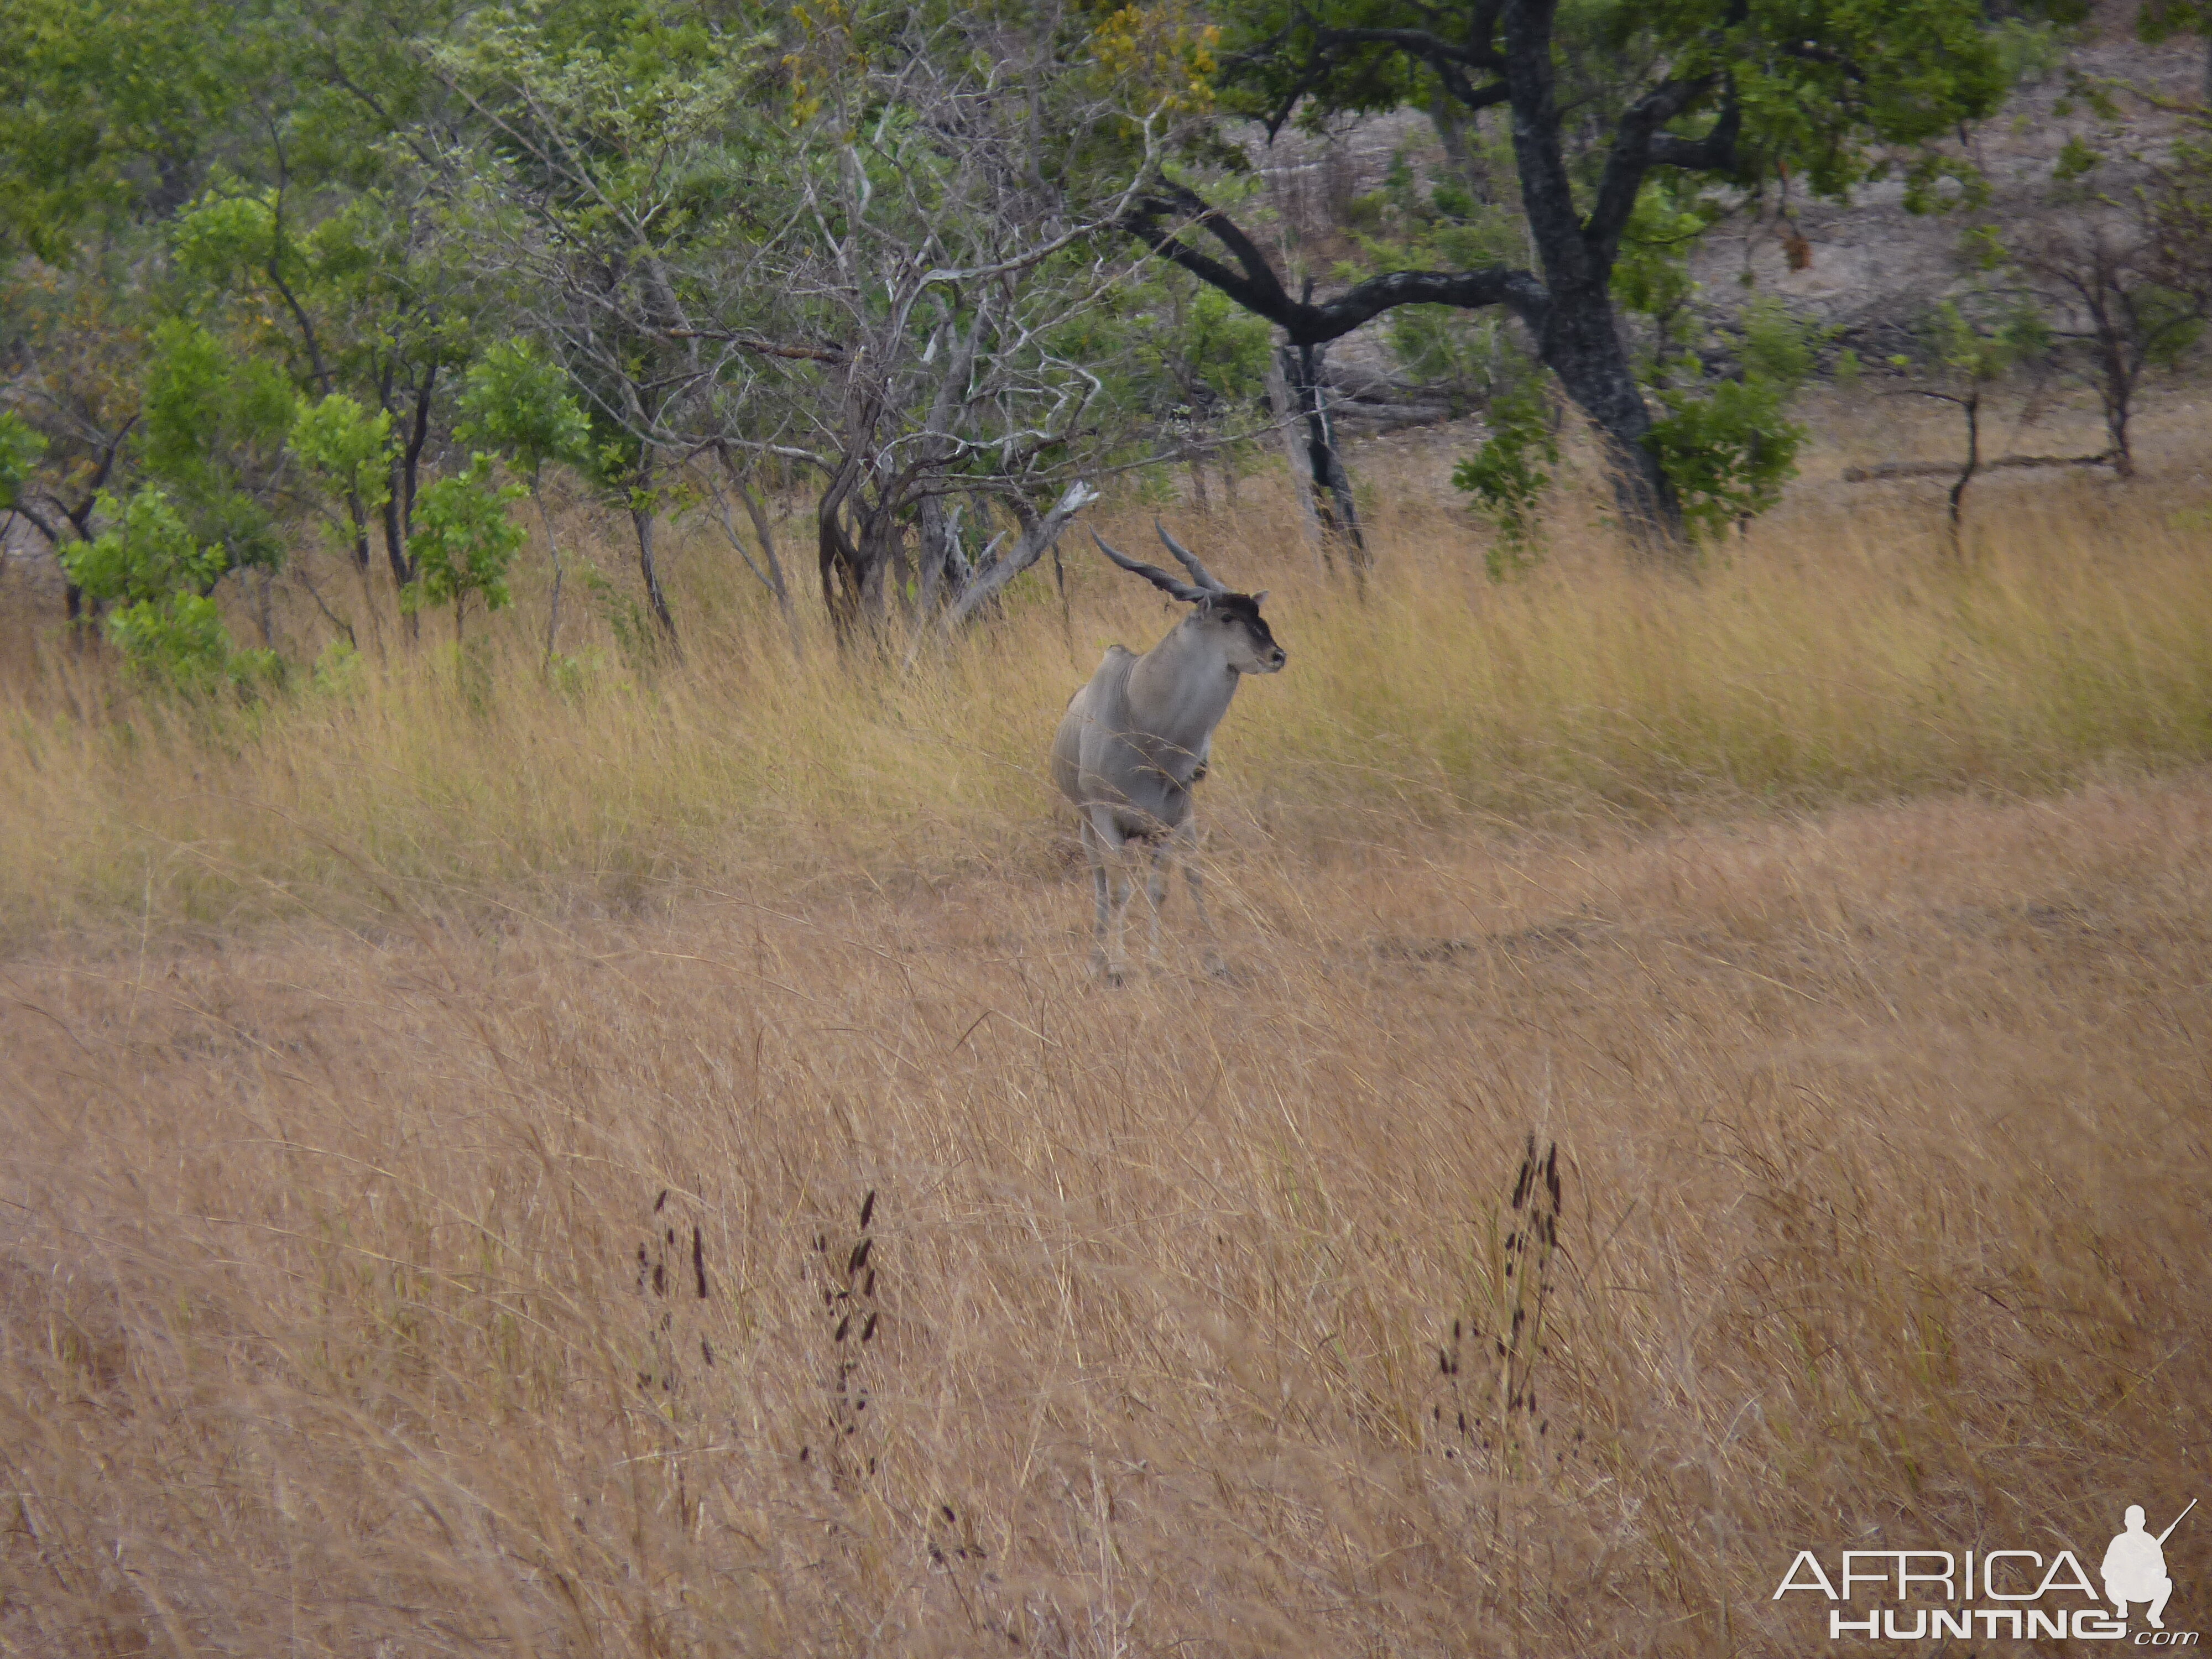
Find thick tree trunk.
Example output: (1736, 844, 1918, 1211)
(1538, 301, 1684, 552)
(816, 499, 899, 642)
(818, 513, 849, 629)
(377, 371, 434, 645)
(380, 483, 413, 593)
(815, 449, 873, 642)
(881, 510, 914, 620)
(383, 363, 436, 597)
(1121, 0, 1726, 560)
(1501, 0, 1686, 556)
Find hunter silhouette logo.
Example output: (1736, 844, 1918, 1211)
(1774, 1498, 2198, 1643)
(2107, 1501, 2194, 1631)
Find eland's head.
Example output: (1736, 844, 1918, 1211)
(1091, 522, 1286, 677)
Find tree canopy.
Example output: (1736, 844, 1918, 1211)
(1120, 0, 2010, 542)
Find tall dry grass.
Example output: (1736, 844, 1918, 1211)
(2, 775, 2206, 1655)
(2, 455, 2210, 943)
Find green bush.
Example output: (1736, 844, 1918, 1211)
(401, 456, 528, 638)
(60, 488, 275, 690)
(1452, 380, 1559, 577)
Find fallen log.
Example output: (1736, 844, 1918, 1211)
(1843, 452, 2116, 483)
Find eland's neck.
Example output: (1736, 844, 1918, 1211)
(1129, 618, 1239, 748)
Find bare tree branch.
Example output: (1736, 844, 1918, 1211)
(942, 478, 1099, 628)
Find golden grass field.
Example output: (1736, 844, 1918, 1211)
(3, 397, 2210, 1655)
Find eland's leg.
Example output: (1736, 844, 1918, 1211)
(1178, 820, 1228, 977)
(1146, 841, 1173, 968)
(1088, 810, 1135, 984)
(1079, 817, 1110, 972)
(1104, 848, 1137, 985)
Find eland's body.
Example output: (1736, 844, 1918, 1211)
(1052, 524, 1286, 982)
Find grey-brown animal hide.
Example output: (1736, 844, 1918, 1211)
(1052, 525, 1286, 982)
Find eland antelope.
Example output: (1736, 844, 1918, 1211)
(1051, 523, 1286, 982)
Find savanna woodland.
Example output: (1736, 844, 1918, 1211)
(3, 0, 2210, 1651)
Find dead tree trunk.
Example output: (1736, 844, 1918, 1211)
(1264, 352, 1327, 566)
(1280, 338, 1369, 588)
(938, 480, 1099, 632)
(630, 491, 677, 646)
(707, 451, 802, 655)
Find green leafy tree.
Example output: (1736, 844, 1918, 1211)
(1145, 281, 1276, 501)
(430, 0, 1176, 646)
(1123, 0, 2014, 552)
(1059, 268, 1276, 509)
(59, 487, 273, 688)
(1645, 378, 1801, 541)
(1455, 297, 1820, 559)
(139, 319, 296, 575)
(5, 0, 1215, 656)
(305, 191, 480, 602)
(402, 455, 527, 641)
(290, 394, 394, 510)
(60, 487, 223, 607)
(169, 173, 476, 603)
(1645, 301, 1824, 540)
(289, 392, 395, 629)
(425, 2, 775, 645)
(0, 257, 159, 632)
(0, 0, 257, 262)
(1350, 136, 1545, 416)
(457, 339, 591, 665)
